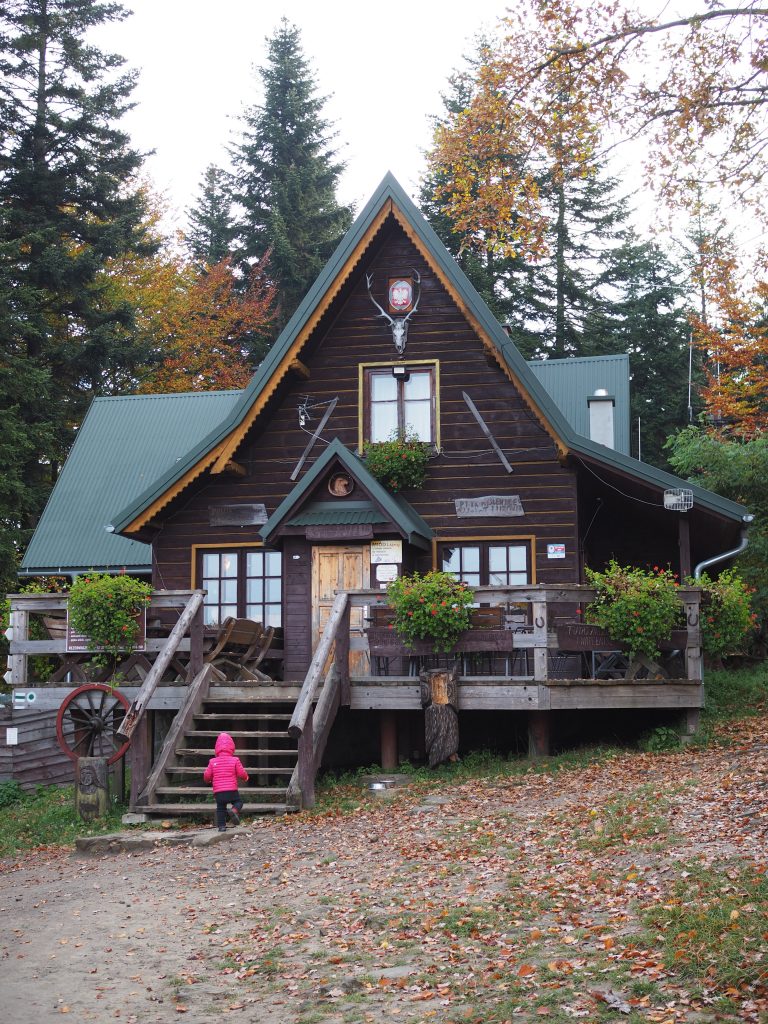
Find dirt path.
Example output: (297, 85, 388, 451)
(1, 720, 767, 1024)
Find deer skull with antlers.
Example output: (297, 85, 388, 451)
(365, 270, 421, 356)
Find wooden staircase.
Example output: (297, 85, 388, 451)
(139, 684, 300, 818)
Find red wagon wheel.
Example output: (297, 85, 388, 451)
(55, 684, 131, 765)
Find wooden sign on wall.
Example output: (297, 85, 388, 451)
(209, 504, 268, 526)
(455, 496, 524, 518)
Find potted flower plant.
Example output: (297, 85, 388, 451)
(584, 561, 681, 660)
(692, 569, 755, 660)
(386, 570, 474, 653)
(363, 432, 430, 492)
(68, 572, 152, 675)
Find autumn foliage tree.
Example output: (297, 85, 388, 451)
(98, 206, 276, 395)
(429, 1, 768, 251)
(688, 238, 768, 437)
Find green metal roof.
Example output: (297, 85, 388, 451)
(528, 354, 631, 456)
(261, 439, 433, 549)
(286, 502, 390, 527)
(106, 172, 748, 531)
(21, 390, 242, 575)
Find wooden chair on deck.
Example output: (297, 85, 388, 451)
(204, 617, 276, 682)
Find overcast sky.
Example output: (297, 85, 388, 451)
(94, 0, 509, 228)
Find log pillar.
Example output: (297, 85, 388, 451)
(380, 710, 398, 772)
(528, 711, 551, 759)
(76, 757, 108, 820)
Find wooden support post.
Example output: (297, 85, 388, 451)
(76, 757, 108, 821)
(528, 711, 550, 759)
(532, 600, 548, 682)
(337, 601, 351, 706)
(129, 713, 151, 809)
(188, 601, 204, 680)
(380, 710, 398, 772)
(297, 713, 315, 809)
(678, 517, 691, 580)
(680, 707, 701, 743)
(9, 605, 29, 687)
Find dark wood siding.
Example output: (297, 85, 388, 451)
(152, 221, 579, 676)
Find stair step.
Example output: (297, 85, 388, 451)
(172, 749, 297, 761)
(141, 803, 294, 816)
(188, 729, 296, 737)
(177, 749, 294, 757)
(168, 762, 296, 777)
(205, 697, 295, 707)
(195, 712, 293, 720)
(156, 783, 292, 797)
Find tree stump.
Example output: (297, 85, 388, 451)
(76, 756, 109, 821)
(420, 662, 460, 768)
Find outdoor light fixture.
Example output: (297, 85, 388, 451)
(392, 364, 410, 381)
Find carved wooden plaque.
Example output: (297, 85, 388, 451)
(209, 503, 268, 526)
(455, 495, 524, 517)
(305, 524, 374, 540)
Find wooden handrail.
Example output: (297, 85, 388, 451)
(117, 591, 206, 740)
(288, 591, 348, 740)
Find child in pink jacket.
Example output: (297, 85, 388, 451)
(204, 732, 249, 832)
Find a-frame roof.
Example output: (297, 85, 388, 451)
(260, 438, 433, 549)
(111, 172, 748, 533)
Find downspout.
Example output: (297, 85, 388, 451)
(693, 516, 754, 579)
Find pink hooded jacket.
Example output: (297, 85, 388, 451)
(204, 732, 249, 793)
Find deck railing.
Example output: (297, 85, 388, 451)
(4, 590, 207, 688)
(346, 584, 704, 684)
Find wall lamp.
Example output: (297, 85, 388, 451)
(392, 364, 410, 382)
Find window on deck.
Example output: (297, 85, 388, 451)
(200, 548, 282, 628)
(439, 542, 530, 589)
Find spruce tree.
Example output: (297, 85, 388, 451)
(586, 236, 693, 468)
(186, 164, 237, 267)
(231, 19, 352, 339)
(0, 0, 151, 580)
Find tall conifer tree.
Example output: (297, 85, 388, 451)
(231, 19, 352, 340)
(186, 164, 236, 267)
(0, 0, 151, 587)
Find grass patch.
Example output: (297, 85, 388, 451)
(641, 860, 768, 991)
(703, 665, 768, 724)
(573, 785, 672, 851)
(0, 782, 133, 856)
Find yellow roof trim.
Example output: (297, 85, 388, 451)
(210, 199, 395, 474)
(121, 444, 226, 534)
(390, 203, 568, 459)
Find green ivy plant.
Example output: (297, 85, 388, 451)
(585, 561, 681, 659)
(68, 573, 152, 672)
(363, 433, 430, 492)
(692, 569, 755, 659)
(386, 570, 474, 653)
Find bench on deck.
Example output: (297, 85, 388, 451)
(204, 617, 276, 681)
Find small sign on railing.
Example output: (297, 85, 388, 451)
(66, 609, 147, 653)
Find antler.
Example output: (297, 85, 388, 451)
(365, 273, 395, 325)
(366, 270, 421, 356)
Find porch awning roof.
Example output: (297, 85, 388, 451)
(286, 502, 390, 527)
(261, 439, 433, 549)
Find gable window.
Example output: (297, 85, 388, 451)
(199, 548, 282, 628)
(439, 542, 530, 588)
(363, 364, 436, 444)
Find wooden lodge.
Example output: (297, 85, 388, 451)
(5, 174, 751, 815)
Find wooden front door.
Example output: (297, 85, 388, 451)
(311, 545, 371, 675)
